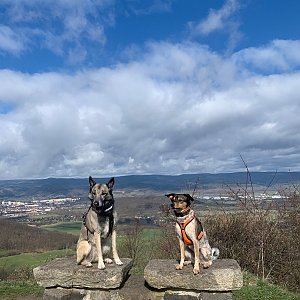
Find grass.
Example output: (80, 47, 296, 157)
(41, 221, 82, 235)
(0, 280, 43, 300)
(233, 272, 300, 300)
(0, 248, 74, 270)
(0, 249, 75, 299)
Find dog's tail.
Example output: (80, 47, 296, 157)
(212, 248, 220, 260)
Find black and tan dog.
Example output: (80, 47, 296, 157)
(76, 176, 123, 269)
(166, 193, 219, 274)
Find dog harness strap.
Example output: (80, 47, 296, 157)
(177, 217, 194, 246)
(108, 214, 114, 236)
(177, 213, 204, 246)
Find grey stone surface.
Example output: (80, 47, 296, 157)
(42, 276, 153, 300)
(35, 259, 242, 300)
(163, 291, 200, 299)
(33, 257, 133, 289)
(162, 291, 233, 300)
(144, 259, 243, 291)
(43, 287, 84, 300)
(118, 275, 152, 300)
(43, 288, 116, 300)
(201, 292, 233, 300)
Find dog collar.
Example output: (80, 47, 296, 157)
(103, 203, 114, 213)
(174, 206, 191, 218)
(176, 209, 194, 224)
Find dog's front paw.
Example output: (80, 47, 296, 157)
(114, 258, 123, 265)
(193, 267, 200, 275)
(82, 261, 92, 268)
(203, 261, 212, 269)
(104, 258, 113, 264)
(176, 264, 183, 270)
(98, 261, 105, 269)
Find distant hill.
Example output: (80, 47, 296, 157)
(0, 172, 300, 199)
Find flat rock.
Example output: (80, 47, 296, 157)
(33, 257, 133, 289)
(144, 259, 243, 291)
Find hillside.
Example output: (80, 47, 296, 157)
(0, 219, 77, 255)
(0, 172, 300, 199)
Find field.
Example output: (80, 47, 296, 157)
(41, 221, 82, 235)
(0, 249, 74, 269)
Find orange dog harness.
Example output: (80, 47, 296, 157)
(176, 211, 204, 246)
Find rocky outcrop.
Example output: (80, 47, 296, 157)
(33, 257, 133, 289)
(33, 258, 243, 300)
(144, 259, 243, 291)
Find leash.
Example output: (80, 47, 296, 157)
(82, 207, 93, 237)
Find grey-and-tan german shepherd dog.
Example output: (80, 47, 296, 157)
(166, 193, 219, 274)
(76, 176, 123, 269)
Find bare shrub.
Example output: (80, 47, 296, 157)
(120, 219, 144, 264)
(0, 219, 77, 255)
(157, 203, 178, 259)
(157, 164, 300, 293)
(206, 163, 300, 293)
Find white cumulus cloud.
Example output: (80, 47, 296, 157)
(1, 39, 300, 179)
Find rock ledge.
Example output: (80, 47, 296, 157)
(33, 257, 133, 289)
(144, 259, 243, 291)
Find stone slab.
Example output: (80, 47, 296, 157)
(144, 259, 243, 291)
(33, 257, 133, 289)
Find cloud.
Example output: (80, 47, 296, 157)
(190, 0, 240, 35)
(0, 25, 24, 54)
(1, 39, 300, 179)
(0, 0, 112, 63)
(232, 40, 300, 73)
(125, 0, 173, 16)
(188, 0, 242, 52)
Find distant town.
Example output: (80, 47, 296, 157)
(1, 197, 81, 219)
(0, 190, 285, 223)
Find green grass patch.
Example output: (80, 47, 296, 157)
(0, 248, 74, 270)
(0, 280, 43, 300)
(41, 221, 82, 235)
(0, 249, 74, 299)
(233, 272, 300, 300)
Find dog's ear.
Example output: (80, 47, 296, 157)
(89, 176, 96, 189)
(165, 193, 175, 200)
(184, 194, 194, 202)
(107, 177, 115, 190)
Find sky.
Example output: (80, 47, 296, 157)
(1, 0, 300, 180)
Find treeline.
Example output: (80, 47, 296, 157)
(0, 218, 77, 256)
